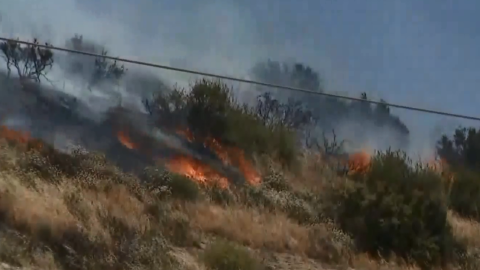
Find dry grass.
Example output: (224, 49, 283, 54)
(448, 211, 480, 251)
(0, 139, 476, 270)
(0, 173, 77, 236)
(185, 202, 311, 253)
(0, 140, 176, 269)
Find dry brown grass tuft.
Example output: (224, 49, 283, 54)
(0, 141, 176, 269)
(0, 173, 77, 238)
(184, 201, 354, 265)
(350, 255, 421, 270)
(448, 211, 480, 251)
(185, 202, 311, 253)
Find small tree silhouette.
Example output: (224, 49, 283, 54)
(0, 38, 54, 83)
(88, 49, 126, 89)
(64, 34, 126, 90)
(255, 92, 314, 129)
(305, 128, 346, 156)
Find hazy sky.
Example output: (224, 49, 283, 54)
(0, 0, 479, 149)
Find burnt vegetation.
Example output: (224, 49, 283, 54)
(0, 35, 478, 270)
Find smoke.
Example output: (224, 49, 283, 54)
(0, 0, 477, 163)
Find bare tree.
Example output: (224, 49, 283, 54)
(64, 34, 127, 90)
(88, 49, 126, 90)
(0, 38, 54, 83)
(305, 128, 346, 156)
(255, 92, 314, 129)
(255, 92, 281, 125)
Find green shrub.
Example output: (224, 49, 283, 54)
(262, 168, 291, 192)
(448, 167, 480, 220)
(168, 173, 200, 201)
(143, 168, 199, 201)
(220, 106, 297, 167)
(328, 150, 455, 268)
(253, 170, 316, 224)
(202, 239, 263, 270)
(149, 79, 298, 167)
(186, 79, 233, 141)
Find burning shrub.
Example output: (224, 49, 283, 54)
(201, 239, 264, 270)
(326, 150, 456, 268)
(145, 79, 298, 168)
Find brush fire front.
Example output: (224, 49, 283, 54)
(2, 123, 447, 189)
(0, 123, 372, 187)
(115, 124, 260, 189)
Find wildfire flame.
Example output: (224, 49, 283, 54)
(117, 130, 138, 150)
(0, 123, 459, 190)
(115, 127, 260, 188)
(166, 155, 229, 188)
(346, 150, 456, 184)
(205, 137, 261, 185)
(347, 150, 371, 174)
(0, 126, 31, 144)
(0, 125, 44, 151)
(174, 128, 261, 186)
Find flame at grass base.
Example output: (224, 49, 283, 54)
(175, 128, 261, 186)
(165, 155, 230, 189)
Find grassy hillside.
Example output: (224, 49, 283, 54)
(0, 34, 479, 270)
(0, 79, 478, 270)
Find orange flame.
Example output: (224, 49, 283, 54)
(0, 125, 43, 150)
(0, 126, 31, 144)
(166, 155, 229, 188)
(117, 130, 138, 150)
(205, 138, 260, 185)
(347, 150, 371, 174)
(233, 149, 261, 185)
(119, 127, 261, 187)
(180, 131, 261, 186)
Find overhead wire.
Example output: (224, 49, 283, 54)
(0, 36, 479, 121)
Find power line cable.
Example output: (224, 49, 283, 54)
(0, 36, 479, 121)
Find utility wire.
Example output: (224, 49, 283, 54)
(1, 36, 479, 121)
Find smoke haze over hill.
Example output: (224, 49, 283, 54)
(0, 0, 479, 162)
